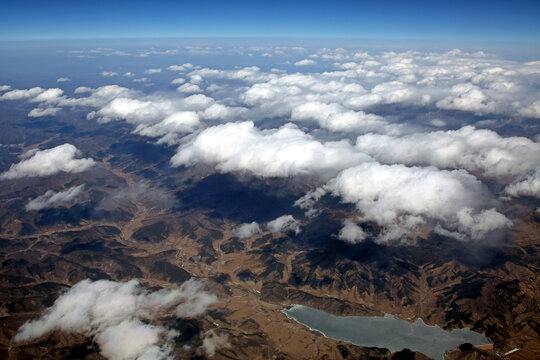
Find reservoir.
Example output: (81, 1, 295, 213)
(282, 304, 491, 360)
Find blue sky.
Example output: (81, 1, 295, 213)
(1, 0, 539, 42)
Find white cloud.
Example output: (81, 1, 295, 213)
(133, 77, 150, 83)
(177, 83, 202, 93)
(199, 103, 247, 121)
(201, 330, 229, 356)
(436, 83, 494, 113)
(94, 97, 168, 124)
(28, 107, 62, 117)
(294, 59, 317, 66)
(338, 219, 367, 244)
(232, 222, 262, 239)
(14, 278, 217, 360)
(429, 118, 446, 127)
(95, 319, 170, 360)
(229, 49, 540, 122)
(171, 121, 372, 178)
(66, 85, 136, 108)
(183, 94, 215, 109)
(0, 85, 11, 91)
(267, 215, 300, 234)
(101, 71, 118, 77)
(0, 144, 95, 180)
(190, 74, 202, 84)
(31, 88, 64, 103)
(171, 77, 186, 84)
(167, 63, 194, 72)
(291, 101, 401, 134)
(355, 126, 540, 179)
(519, 100, 540, 118)
(56, 77, 70, 82)
(505, 168, 540, 199)
(294, 187, 327, 218)
(145, 68, 162, 74)
(0, 87, 44, 100)
(134, 111, 200, 145)
(187, 66, 273, 83)
(25, 184, 86, 211)
(324, 162, 511, 242)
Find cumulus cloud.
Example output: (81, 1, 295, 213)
(2, 84, 241, 145)
(436, 83, 494, 113)
(167, 63, 194, 72)
(519, 100, 540, 118)
(177, 83, 203, 93)
(171, 121, 371, 178)
(56, 77, 70, 82)
(101, 71, 118, 77)
(0, 87, 44, 100)
(291, 101, 400, 134)
(14, 278, 217, 360)
(294, 187, 327, 217)
(145, 68, 162, 74)
(25, 184, 86, 211)
(28, 107, 62, 117)
(0, 144, 95, 180)
(338, 219, 367, 244)
(355, 126, 540, 179)
(267, 215, 300, 234)
(30, 88, 64, 103)
(323, 163, 511, 242)
(90, 96, 165, 124)
(171, 77, 186, 84)
(230, 49, 540, 124)
(232, 222, 262, 239)
(505, 168, 540, 199)
(134, 111, 200, 144)
(294, 59, 317, 66)
(0, 85, 11, 91)
(187, 66, 273, 83)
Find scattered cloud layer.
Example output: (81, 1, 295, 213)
(2, 47, 538, 244)
(0, 144, 95, 180)
(14, 278, 217, 360)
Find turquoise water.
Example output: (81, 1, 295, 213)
(282, 304, 491, 360)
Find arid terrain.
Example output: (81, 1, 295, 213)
(0, 105, 538, 359)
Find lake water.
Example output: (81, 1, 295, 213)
(282, 304, 491, 360)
